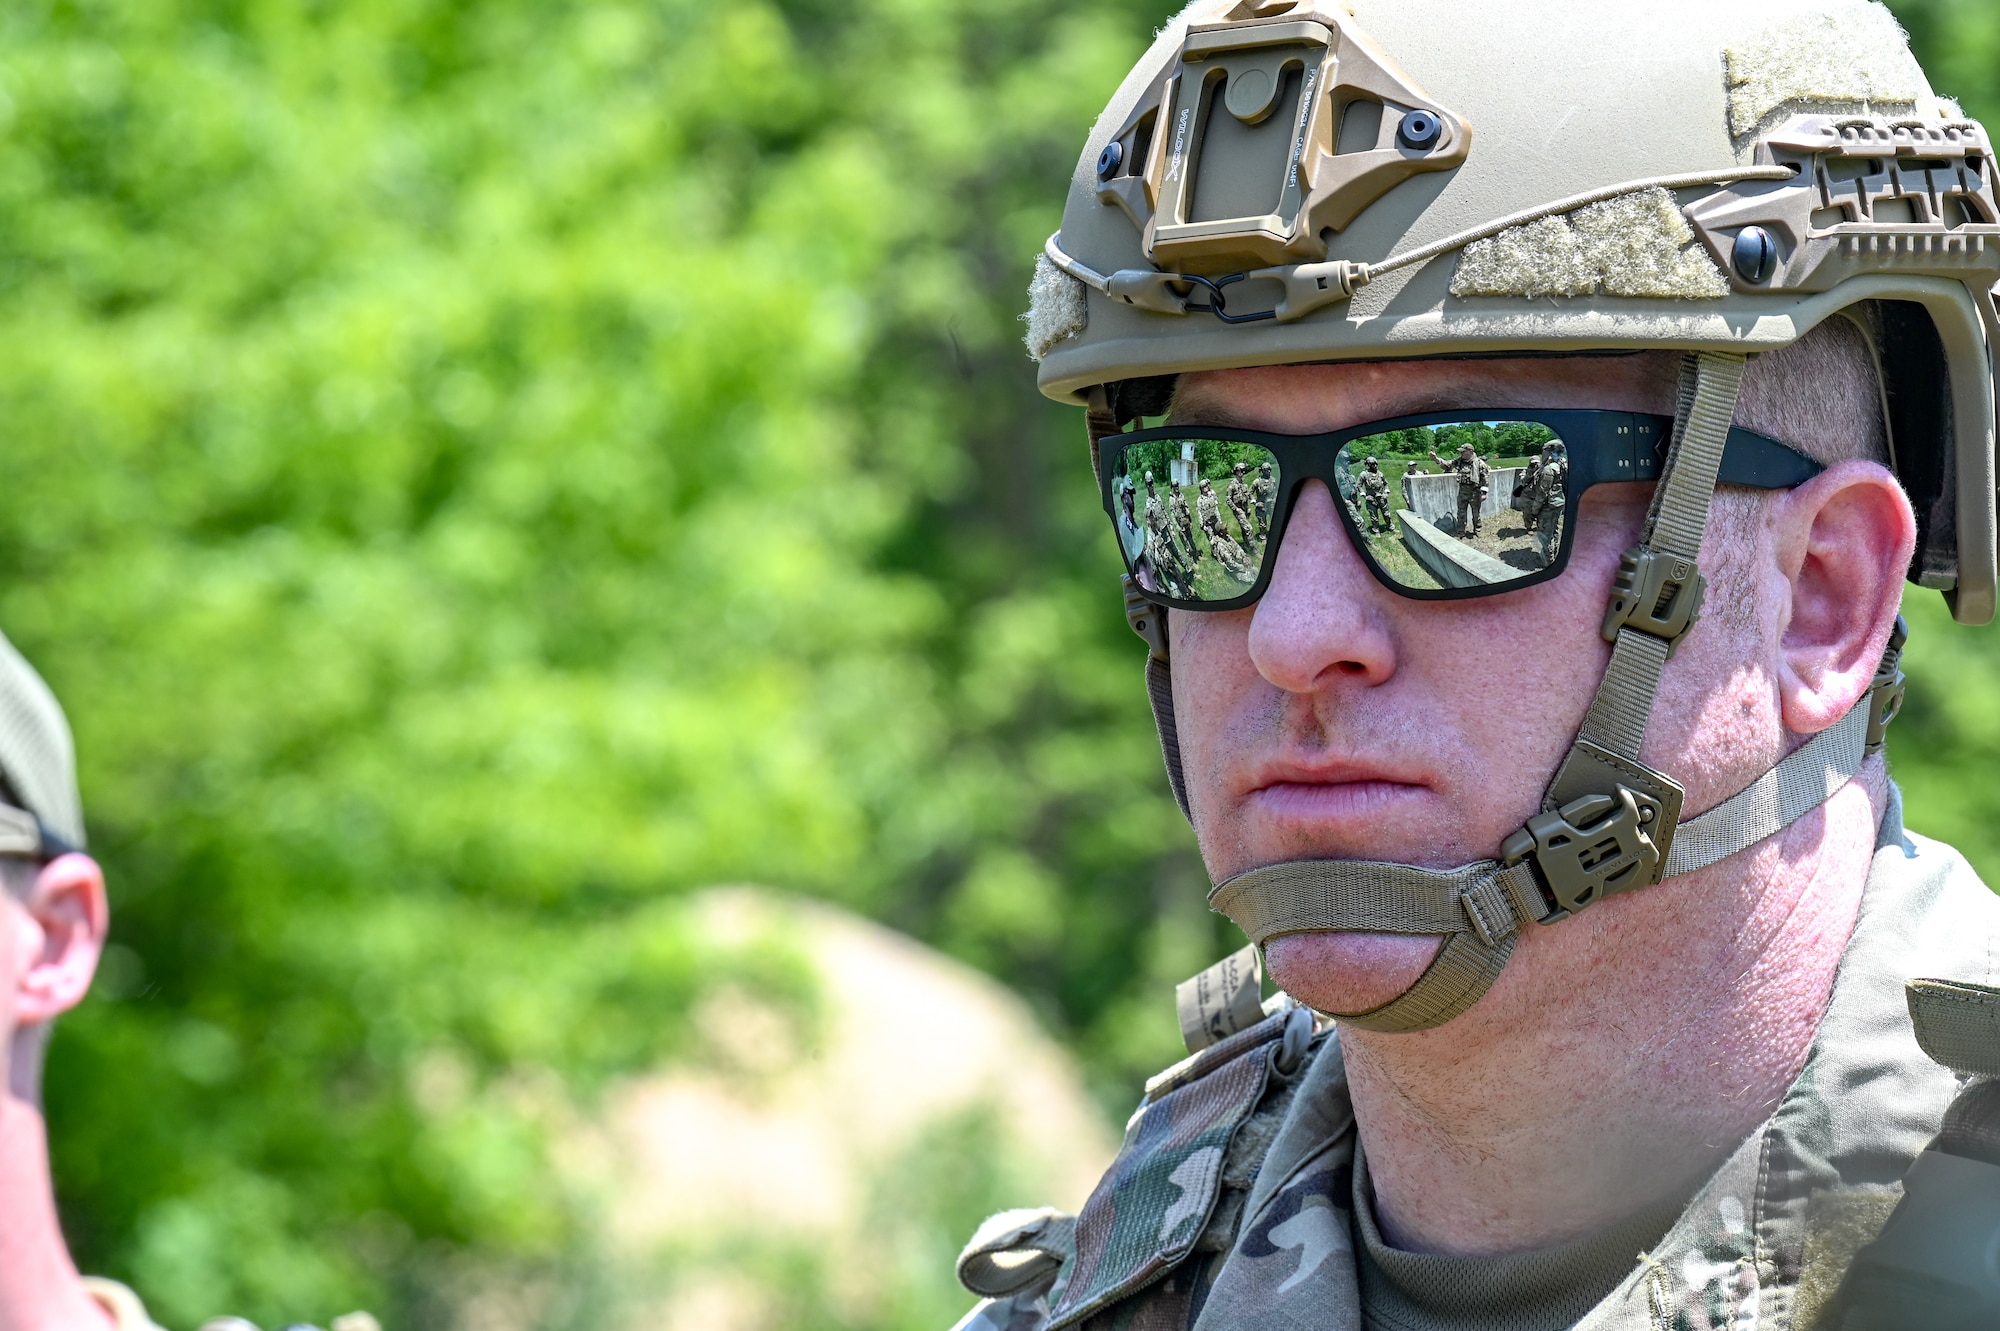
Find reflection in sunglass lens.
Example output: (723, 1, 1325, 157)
(1335, 422, 1569, 593)
(1111, 438, 1279, 604)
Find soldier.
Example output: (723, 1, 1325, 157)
(1428, 439, 1491, 537)
(1140, 471, 1189, 599)
(1356, 456, 1392, 534)
(1225, 462, 1259, 542)
(1168, 476, 1197, 555)
(1523, 443, 1569, 566)
(1250, 461, 1276, 538)
(1198, 479, 1257, 584)
(958, 2, 2000, 1328)
(0, 632, 379, 1331)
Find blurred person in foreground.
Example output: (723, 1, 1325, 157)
(0, 632, 378, 1331)
(0, 628, 129, 1331)
(953, 1, 2000, 1327)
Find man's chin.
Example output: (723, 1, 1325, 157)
(1265, 931, 1443, 1017)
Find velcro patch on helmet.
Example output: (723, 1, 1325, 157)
(1724, 2, 1942, 144)
(1025, 254, 1088, 361)
(1450, 188, 1729, 301)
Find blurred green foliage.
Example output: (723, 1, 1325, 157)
(0, 0, 1202, 1325)
(3, 0, 2000, 1327)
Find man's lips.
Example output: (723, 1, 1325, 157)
(1243, 757, 1436, 822)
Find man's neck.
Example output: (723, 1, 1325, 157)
(1338, 774, 1885, 1257)
(0, 1094, 113, 1331)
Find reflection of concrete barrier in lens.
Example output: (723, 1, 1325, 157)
(1396, 510, 1518, 587)
(1404, 469, 1525, 529)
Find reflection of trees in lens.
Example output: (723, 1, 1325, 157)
(1494, 421, 1556, 456)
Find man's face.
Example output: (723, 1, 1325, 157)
(1167, 355, 1680, 1008)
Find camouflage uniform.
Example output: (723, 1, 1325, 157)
(1225, 469, 1259, 543)
(1524, 455, 1567, 566)
(1250, 466, 1275, 537)
(1143, 487, 1190, 599)
(952, 793, 2000, 1331)
(1196, 484, 1223, 545)
(1169, 485, 1198, 557)
(1198, 483, 1258, 586)
(1431, 449, 1491, 536)
(1356, 466, 1391, 534)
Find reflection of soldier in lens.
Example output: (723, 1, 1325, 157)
(1142, 471, 1191, 597)
(1169, 478, 1196, 554)
(1251, 461, 1275, 533)
(1357, 456, 1393, 534)
(1197, 479, 1257, 584)
(1523, 443, 1568, 566)
(1226, 463, 1259, 541)
(1429, 441, 1491, 536)
(1192, 477, 1224, 539)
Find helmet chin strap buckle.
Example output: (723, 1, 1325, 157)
(1501, 783, 1674, 922)
(1602, 545, 1706, 654)
(1866, 613, 1910, 756)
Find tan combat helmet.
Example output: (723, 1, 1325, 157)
(1044, 0, 1963, 1036)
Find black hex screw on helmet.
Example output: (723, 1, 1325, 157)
(1397, 108, 1442, 151)
(1733, 225, 1778, 282)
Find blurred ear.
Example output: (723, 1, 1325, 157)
(1772, 461, 1916, 735)
(12, 853, 108, 1029)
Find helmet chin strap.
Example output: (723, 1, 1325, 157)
(1107, 353, 1910, 1034)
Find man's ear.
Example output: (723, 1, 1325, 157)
(1773, 461, 1917, 735)
(13, 853, 108, 1028)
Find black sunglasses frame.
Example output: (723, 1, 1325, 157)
(1100, 409, 1823, 610)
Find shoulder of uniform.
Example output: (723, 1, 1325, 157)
(949, 950, 1323, 1330)
(1032, 953, 1319, 1328)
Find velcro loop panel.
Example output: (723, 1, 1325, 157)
(1907, 978, 2000, 1078)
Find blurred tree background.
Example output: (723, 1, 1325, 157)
(0, 1, 1997, 1328)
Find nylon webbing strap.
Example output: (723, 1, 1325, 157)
(1647, 353, 1745, 558)
(1208, 858, 1546, 1032)
(1146, 655, 1192, 820)
(1211, 859, 1543, 941)
(1346, 930, 1519, 1032)
(1664, 703, 1872, 877)
(1569, 632, 1671, 762)
(1568, 352, 1746, 770)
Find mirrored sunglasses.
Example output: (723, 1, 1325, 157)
(1101, 410, 1822, 608)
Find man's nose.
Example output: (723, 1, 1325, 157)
(1246, 481, 1396, 693)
